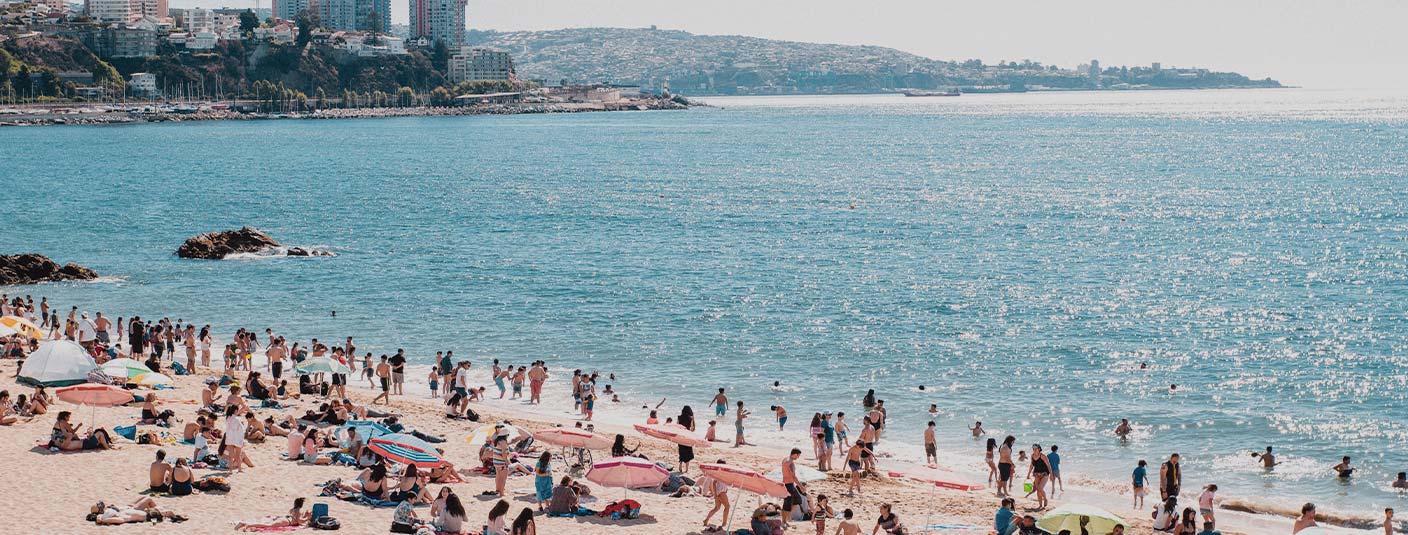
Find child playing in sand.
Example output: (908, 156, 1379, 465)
(834, 508, 860, 535)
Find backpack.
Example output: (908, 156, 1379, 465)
(311, 516, 341, 530)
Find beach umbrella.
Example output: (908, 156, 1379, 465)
(1036, 504, 1127, 535)
(467, 422, 529, 447)
(765, 464, 827, 484)
(699, 463, 789, 499)
(633, 422, 711, 448)
(0, 324, 17, 338)
(586, 456, 670, 490)
(534, 428, 613, 450)
(99, 358, 154, 380)
(367, 433, 443, 468)
(295, 357, 352, 375)
(55, 384, 135, 407)
(133, 372, 173, 387)
(19, 340, 98, 387)
(0, 316, 43, 338)
(341, 420, 394, 442)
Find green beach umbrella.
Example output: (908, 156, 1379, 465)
(1037, 504, 1127, 535)
(295, 357, 353, 375)
(99, 358, 155, 380)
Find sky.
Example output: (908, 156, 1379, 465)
(180, 0, 1408, 88)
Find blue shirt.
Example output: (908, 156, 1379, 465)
(1048, 452, 1061, 472)
(994, 507, 1014, 533)
(821, 420, 835, 443)
(1133, 466, 1148, 487)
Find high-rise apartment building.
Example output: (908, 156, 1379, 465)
(410, 0, 465, 46)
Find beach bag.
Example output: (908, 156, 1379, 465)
(311, 516, 340, 530)
(195, 475, 230, 493)
(172, 361, 188, 375)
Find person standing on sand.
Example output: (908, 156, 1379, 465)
(94, 312, 111, 345)
(183, 324, 196, 371)
(390, 349, 406, 396)
(1292, 503, 1317, 533)
(734, 401, 750, 447)
(858, 420, 879, 472)
(711, 388, 728, 418)
(1025, 444, 1051, 509)
(492, 359, 506, 398)
(1160, 453, 1182, 501)
(267, 338, 286, 381)
(1132, 460, 1149, 509)
(373, 356, 391, 404)
(528, 361, 548, 404)
(1384, 508, 1394, 535)
(1199, 485, 1218, 529)
(781, 448, 803, 528)
(773, 405, 788, 431)
(820, 412, 836, 471)
(997, 435, 1016, 497)
(1048, 445, 1062, 496)
(199, 326, 212, 368)
(924, 421, 938, 466)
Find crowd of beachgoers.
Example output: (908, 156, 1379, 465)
(0, 292, 1402, 535)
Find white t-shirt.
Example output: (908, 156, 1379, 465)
(226, 418, 246, 448)
(193, 434, 209, 459)
(78, 319, 96, 342)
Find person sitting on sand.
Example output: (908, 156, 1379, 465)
(390, 464, 432, 504)
(242, 413, 266, 443)
(487, 500, 511, 535)
(89, 497, 185, 525)
(1292, 503, 1317, 533)
(149, 449, 172, 492)
(340, 462, 390, 499)
(235, 497, 310, 532)
(1152, 497, 1177, 532)
(511, 507, 536, 535)
(435, 491, 469, 533)
(0, 391, 20, 425)
(547, 476, 580, 515)
(27, 387, 48, 415)
(50, 411, 113, 451)
(200, 381, 222, 412)
(873, 502, 908, 535)
(611, 434, 643, 458)
(166, 458, 195, 496)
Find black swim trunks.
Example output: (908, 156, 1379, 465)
(998, 462, 1013, 481)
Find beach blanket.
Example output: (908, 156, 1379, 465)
(919, 523, 986, 532)
(548, 507, 597, 517)
(246, 527, 300, 532)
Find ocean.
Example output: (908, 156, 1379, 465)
(3, 88, 1406, 517)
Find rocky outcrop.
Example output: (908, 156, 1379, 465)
(176, 227, 281, 259)
(286, 247, 335, 257)
(0, 254, 99, 285)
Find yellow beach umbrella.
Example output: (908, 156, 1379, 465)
(133, 372, 174, 387)
(1037, 504, 1127, 535)
(0, 316, 44, 338)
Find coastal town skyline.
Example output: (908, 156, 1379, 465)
(161, 0, 1408, 89)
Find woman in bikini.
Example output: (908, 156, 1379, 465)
(1025, 444, 1051, 509)
(235, 497, 310, 531)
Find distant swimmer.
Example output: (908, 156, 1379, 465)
(1252, 446, 1279, 468)
(970, 421, 985, 438)
(330, 310, 336, 317)
(928, 404, 939, 418)
(1334, 456, 1355, 478)
(1394, 472, 1408, 490)
(1114, 418, 1132, 439)
(918, 385, 925, 391)
(1139, 362, 1148, 370)
(1169, 384, 1178, 393)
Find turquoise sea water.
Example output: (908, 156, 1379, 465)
(3, 89, 1407, 516)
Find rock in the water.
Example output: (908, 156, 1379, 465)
(0, 254, 100, 285)
(176, 227, 282, 259)
(286, 247, 335, 257)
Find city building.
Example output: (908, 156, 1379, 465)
(316, 0, 356, 31)
(409, 0, 465, 46)
(86, 25, 158, 57)
(185, 7, 212, 33)
(84, 0, 131, 22)
(447, 46, 512, 82)
(355, 0, 389, 32)
(128, 72, 158, 97)
(131, 0, 166, 19)
(272, 0, 308, 22)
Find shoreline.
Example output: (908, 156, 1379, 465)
(0, 316, 1379, 534)
(0, 98, 692, 128)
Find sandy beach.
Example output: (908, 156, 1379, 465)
(0, 328, 1350, 535)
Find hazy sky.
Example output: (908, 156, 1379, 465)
(185, 0, 1408, 88)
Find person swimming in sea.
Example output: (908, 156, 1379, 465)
(1114, 419, 1132, 439)
(928, 404, 939, 418)
(970, 421, 985, 438)
(1393, 472, 1408, 490)
(1253, 446, 1279, 468)
(1334, 456, 1354, 478)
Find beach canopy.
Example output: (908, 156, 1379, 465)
(133, 372, 173, 387)
(295, 357, 352, 375)
(699, 463, 789, 498)
(55, 384, 134, 407)
(18, 340, 98, 387)
(341, 420, 394, 443)
(586, 456, 671, 489)
(367, 433, 443, 468)
(633, 422, 711, 448)
(467, 422, 528, 448)
(533, 428, 613, 450)
(0, 324, 17, 338)
(0, 316, 44, 338)
(765, 464, 827, 484)
(1037, 504, 1127, 535)
(99, 358, 155, 381)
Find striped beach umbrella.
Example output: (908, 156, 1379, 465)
(295, 357, 352, 375)
(585, 456, 670, 489)
(0, 316, 43, 338)
(99, 358, 154, 381)
(367, 433, 443, 468)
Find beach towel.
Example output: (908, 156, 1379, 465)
(246, 527, 300, 532)
(919, 523, 986, 531)
(547, 507, 596, 517)
(114, 425, 137, 441)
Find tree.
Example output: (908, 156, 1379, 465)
(396, 86, 414, 107)
(239, 9, 260, 35)
(429, 86, 451, 106)
(295, 10, 318, 46)
(430, 40, 450, 73)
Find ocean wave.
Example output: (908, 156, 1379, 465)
(222, 246, 337, 260)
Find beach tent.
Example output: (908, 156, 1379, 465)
(18, 340, 98, 387)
